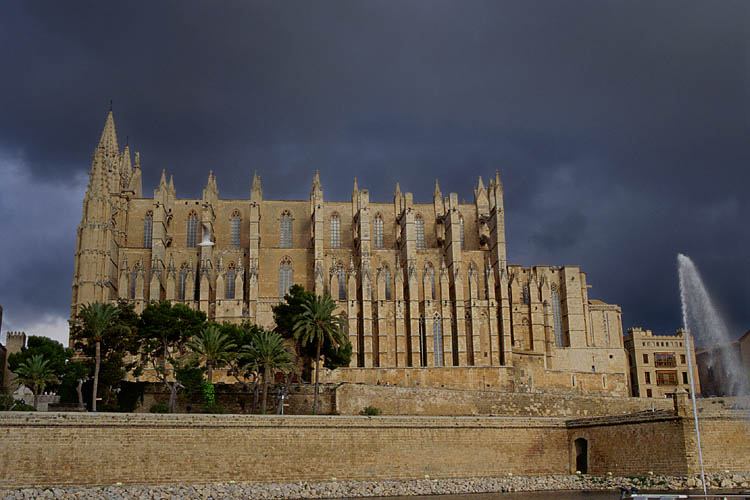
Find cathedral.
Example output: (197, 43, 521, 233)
(71, 111, 629, 394)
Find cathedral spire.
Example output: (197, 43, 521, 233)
(97, 109, 119, 160)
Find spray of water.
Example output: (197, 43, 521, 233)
(677, 254, 750, 397)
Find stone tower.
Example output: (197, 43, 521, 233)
(71, 110, 142, 320)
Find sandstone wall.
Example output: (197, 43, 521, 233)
(334, 383, 673, 416)
(0, 413, 569, 488)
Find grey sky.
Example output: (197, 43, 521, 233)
(1, 1, 748, 346)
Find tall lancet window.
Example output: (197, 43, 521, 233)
(338, 266, 347, 301)
(130, 269, 138, 300)
(415, 215, 425, 249)
(143, 211, 153, 249)
(230, 210, 241, 248)
(459, 215, 465, 250)
(226, 264, 237, 299)
(330, 214, 341, 248)
(279, 257, 293, 298)
(522, 284, 530, 305)
(178, 264, 189, 300)
(551, 284, 564, 347)
(384, 265, 392, 300)
(280, 211, 292, 248)
(433, 314, 444, 366)
(373, 214, 384, 248)
(187, 211, 199, 248)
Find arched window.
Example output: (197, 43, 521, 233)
(279, 257, 293, 298)
(130, 269, 138, 300)
(425, 263, 436, 300)
(419, 315, 427, 366)
(143, 211, 153, 248)
(330, 214, 341, 248)
(384, 265, 392, 300)
(338, 266, 347, 301)
(186, 211, 198, 248)
(459, 215, 465, 250)
(522, 284, 530, 305)
(230, 210, 241, 248)
(433, 314, 443, 366)
(178, 264, 189, 300)
(373, 214, 384, 248)
(280, 211, 292, 248)
(415, 215, 425, 249)
(551, 284, 564, 347)
(226, 264, 236, 299)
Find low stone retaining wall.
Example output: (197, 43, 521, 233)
(1, 473, 749, 500)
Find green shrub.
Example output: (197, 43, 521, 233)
(360, 406, 381, 416)
(0, 393, 16, 411)
(149, 402, 170, 413)
(203, 402, 226, 414)
(11, 403, 36, 411)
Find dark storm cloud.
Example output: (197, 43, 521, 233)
(0, 0, 748, 345)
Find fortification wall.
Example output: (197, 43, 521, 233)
(320, 366, 628, 394)
(334, 383, 672, 416)
(0, 413, 569, 488)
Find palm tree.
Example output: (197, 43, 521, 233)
(14, 354, 58, 410)
(78, 302, 120, 412)
(244, 329, 295, 414)
(187, 324, 238, 384)
(292, 294, 347, 415)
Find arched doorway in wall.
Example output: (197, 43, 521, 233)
(574, 438, 588, 474)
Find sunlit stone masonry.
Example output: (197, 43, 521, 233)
(71, 110, 628, 393)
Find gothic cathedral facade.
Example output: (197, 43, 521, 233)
(71, 111, 629, 394)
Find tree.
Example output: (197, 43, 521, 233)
(72, 302, 127, 412)
(186, 324, 238, 384)
(292, 294, 347, 415)
(136, 301, 207, 413)
(13, 354, 58, 409)
(274, 285, 352, 376)
(223, 322, 264, 412)
(244, 329, 295, 414)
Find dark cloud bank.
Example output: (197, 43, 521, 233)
(1, 1, 748, 346)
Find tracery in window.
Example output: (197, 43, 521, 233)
(330, 213, 341, 248)
(373, 214, 384, 248)
(230, 210, 241, 248)
(186, 211, 198, 248)
(415, 215, 425, 249)
(280, 211, 292, 248)
(143, 211, 153, 248)
(226, 263, 236, 299)
(433, 313, 443, 366)
(279, 257, 293, 298)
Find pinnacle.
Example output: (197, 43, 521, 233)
(159, 169, 167, 186)
(434, 178, 441, 195)
(353, 177, 359, 192)
(477, 175, 486, 191)
(97, 109, 119, 159)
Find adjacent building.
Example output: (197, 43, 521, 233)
(71, 110, 632, 394)
(624, 328, 700, 398)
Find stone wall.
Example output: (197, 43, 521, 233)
(334, 383, 673, 417)
(0, 413, 568, 488)
(320, 365, 628, 394)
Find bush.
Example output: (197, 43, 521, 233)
(203, 402, 226, 414)
(149, 402, 170, 413)
(0, 393, 16, 411)
(360, 406, 381, 416)
(11, 403, 36, 411)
